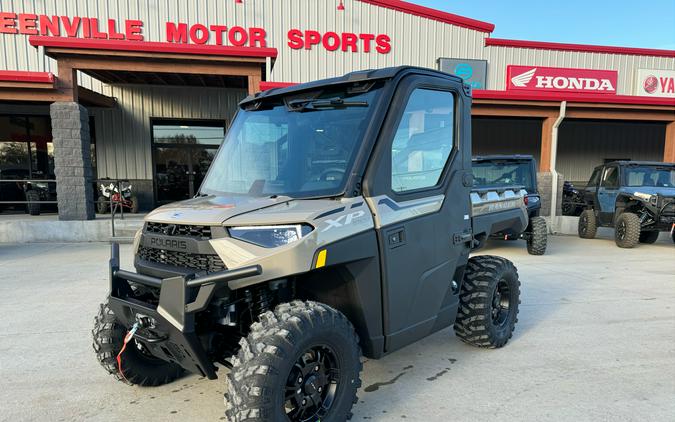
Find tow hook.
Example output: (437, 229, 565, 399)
(135, 313, 156, 329)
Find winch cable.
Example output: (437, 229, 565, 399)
(116, 322, 140, 383)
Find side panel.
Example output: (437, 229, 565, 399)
(297, 230, 385, 358)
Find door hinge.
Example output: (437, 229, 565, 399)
(453, 231, 473, 245)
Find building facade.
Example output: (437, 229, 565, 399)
(1, 0, 674, 219)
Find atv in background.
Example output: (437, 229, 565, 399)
(472, 155, 547, 255)
(578, 161, 675, 248)
(561, 180, 585, 216)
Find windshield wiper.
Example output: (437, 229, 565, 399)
(286, 97, 368, 112)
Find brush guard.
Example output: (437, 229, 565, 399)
(107, 242, 262, 379)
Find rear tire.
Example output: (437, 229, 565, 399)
(454, 256, 520, 348)
(526, 216, 547, 255)
(614, 212, 641, 248)
(639, 231, 660, 244)
(130, 195, 139, 213)
(92, 301, 183, 386)
(97, 199, 108, 214)
(25, 190, 40, 216)
(578, 209, 597, 239)
(224, 300, 362, 422)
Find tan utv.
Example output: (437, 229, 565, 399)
(93, 66, 528, 421)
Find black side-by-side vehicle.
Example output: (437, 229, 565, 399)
(472, 155, 548, 255)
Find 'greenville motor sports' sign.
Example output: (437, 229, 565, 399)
(635, 69, 675, 98)
(507, 65, 618, 94)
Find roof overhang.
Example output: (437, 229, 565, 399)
(0, 70, 114, 107)
(28, 36, 278, 96)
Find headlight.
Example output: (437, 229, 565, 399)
(228, 224, 313, 248)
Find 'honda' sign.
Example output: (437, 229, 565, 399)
(507, 65, 618, 94)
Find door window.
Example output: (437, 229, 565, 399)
(586, 167, 602, 188)
(390, 89, 454, 193)
(601, 166, 619, 189)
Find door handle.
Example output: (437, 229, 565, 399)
(386, 227, 406, 248)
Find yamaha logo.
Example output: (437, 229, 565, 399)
(643, 75, 658, 94)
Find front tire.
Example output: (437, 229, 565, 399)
(578, 209, 597, 239)
(526, 216, 547, 255)
(615, 212, 641, 248)
(225, 300, 362, 422)
(454, 256, 520, 348)
(92, 301, 183, 386)
(25, 190, 41, 216)
(639, 231, 660, 244)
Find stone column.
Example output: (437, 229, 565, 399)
(50, 102, 95, 220)
(537, 172, 564, 217)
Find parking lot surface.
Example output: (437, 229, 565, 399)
(1, 233, 673, 421)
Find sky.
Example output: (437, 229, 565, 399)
(414, 0, 675, 50)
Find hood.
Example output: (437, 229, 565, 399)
(145, 195, 293, 225)
(146, 195, 355, 226)
(622, 186, 675, 198)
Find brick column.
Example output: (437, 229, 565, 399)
(50, 102, 95, 220)
(665, 121, 675, 163)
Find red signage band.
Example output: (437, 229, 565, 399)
(0, 12, 391, 53)
(507, 65, 618, 95)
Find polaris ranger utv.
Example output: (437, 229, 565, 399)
(92, 66, 527, 421)
(578, 161, 675, 248)
(472, 155, 547, 255)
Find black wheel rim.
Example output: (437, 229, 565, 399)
(284, 345, 340, 421)
(491, 279, 511, 327)
(617, 221, 626, 240)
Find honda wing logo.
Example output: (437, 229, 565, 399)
(507, 66, 617, 94)
(511, 68, 536, 87)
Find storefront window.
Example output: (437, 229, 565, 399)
(152, 120, 225, 203)
(0, 115, 96, 212)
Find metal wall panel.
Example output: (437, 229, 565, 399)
(472, 117, 543, 159)
(91, 85, 246, 180)
(557, 120, 666, 181)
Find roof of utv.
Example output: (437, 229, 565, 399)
(240, 66, 464, 107)
(473, 155, 535, 162)
(601, 161, 675, 168)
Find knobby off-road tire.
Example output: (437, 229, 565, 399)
(225, 300, 362, 422)
(25, 190, 41, 216)
(615, 212, 641, 248)
(92, 301, 183, 386)
(130, 195, 140, 214)
(639, 231, 660, 244)
(578, 209, 597, 239)
(454, 256, 521, 348)
(97, 199, 108, 214)
(526, 216, 547, 255)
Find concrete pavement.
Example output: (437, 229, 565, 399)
(0, 233, 673, 421)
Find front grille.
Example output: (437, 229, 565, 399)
(138, 246, 226, 273)
(145, 222, 213, 240)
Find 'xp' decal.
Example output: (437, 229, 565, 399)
(322, 210, 366, 232)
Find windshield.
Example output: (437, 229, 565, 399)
(200, 83, 382, 198)
(624, 166, 675, 188)
(472, 161, 535, 192)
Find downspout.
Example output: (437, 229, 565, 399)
(550, 101, 567, 232)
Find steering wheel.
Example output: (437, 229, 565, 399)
(319, 168, 345, 182)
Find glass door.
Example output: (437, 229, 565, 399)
(151, 120, 225, 204)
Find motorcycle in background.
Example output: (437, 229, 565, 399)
(97, 180, 139, 214)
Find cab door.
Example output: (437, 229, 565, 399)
(597, 165, 620, 224)
(363, 75, 472, 353)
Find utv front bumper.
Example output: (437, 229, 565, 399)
(107, 243, 261, 379)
